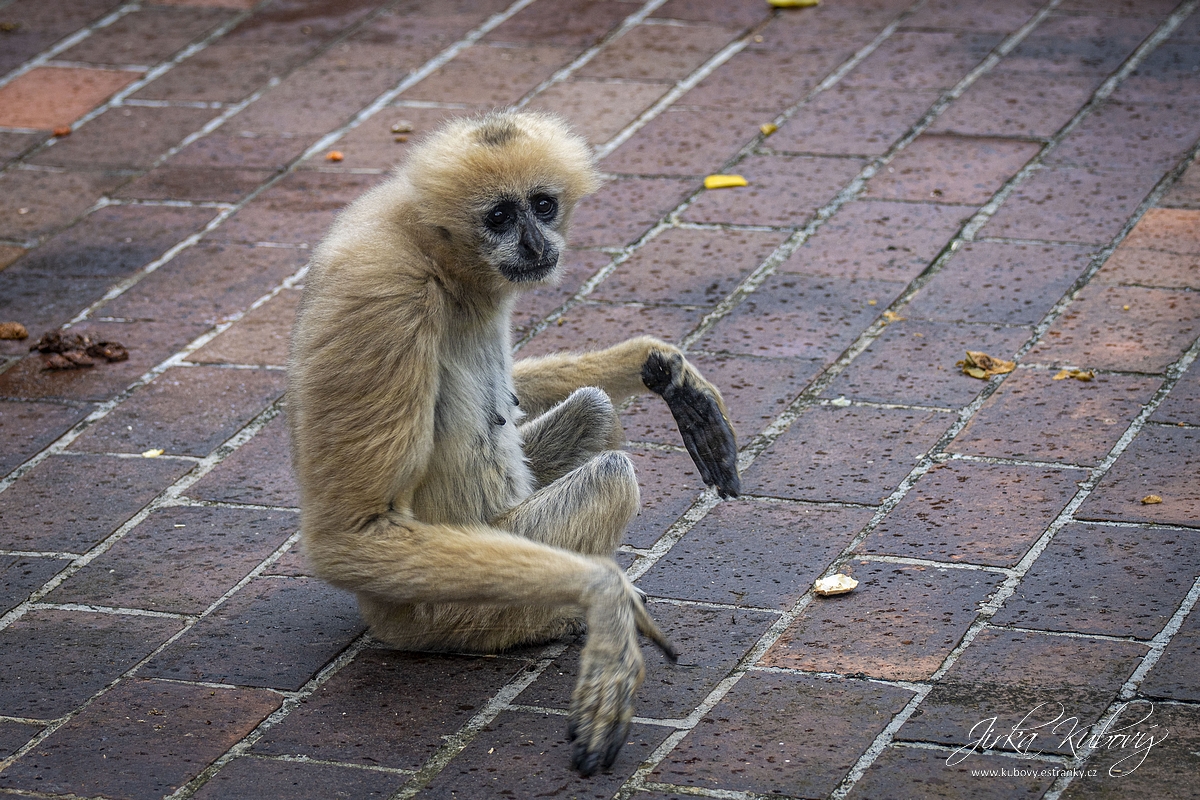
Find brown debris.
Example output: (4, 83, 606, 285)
(1142, 495, 1163, 505)
(957, 350, 1016, 380)
(52, 126, 71, 137)
(0, 321, 28, 340)
(31, 330, 129, 370)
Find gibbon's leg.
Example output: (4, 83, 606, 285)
(363, 450, 639, 653)
(309, 513, 674, 777)
(513, 335, 740, 498)
(494, 449, 637, 555)
(520, 386, 625, 488)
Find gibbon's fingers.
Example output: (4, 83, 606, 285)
(641, 351, 741, 498)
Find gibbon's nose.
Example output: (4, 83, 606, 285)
(518, 218, 545, 261)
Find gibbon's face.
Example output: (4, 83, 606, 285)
(478, 189, 565, 284)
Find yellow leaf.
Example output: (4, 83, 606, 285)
(325, 150, 344, 162)
(769, 0, 819, 6)
(882, 310, 904, 322)
(964, 366, 987, 379)
(1053, 368, 1094, 382)
(141, 448, 164, 458)
(704, 174, 748, 190)
(760, 123, 778, 136)
(1142, 495, 1163, 505)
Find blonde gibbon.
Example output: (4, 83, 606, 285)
(288, 110, 739, 775)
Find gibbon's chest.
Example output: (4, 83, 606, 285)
(412, 320, 532, 525)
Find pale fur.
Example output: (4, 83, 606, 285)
(288, 110, 735, 775)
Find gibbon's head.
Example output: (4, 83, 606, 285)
(403, 110, 600, 285)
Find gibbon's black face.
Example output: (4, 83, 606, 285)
(480, 191, 562, 283)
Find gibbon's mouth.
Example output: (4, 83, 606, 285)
(499, 252, 559, 283)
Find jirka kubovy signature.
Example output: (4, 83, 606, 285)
(947, 699, 1168, 777)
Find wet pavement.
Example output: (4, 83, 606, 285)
(0, 0, 1198, 798)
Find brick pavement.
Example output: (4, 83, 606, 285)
(0, 0, 1198, 798)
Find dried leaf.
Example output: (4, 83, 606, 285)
(881, 310, 904, 323)
(703, 174, 748, 190)
(52, 126, 71, 137)
(142, 449, 164, 458)
(325, 151, 344, 162)
(760, 123, 778, 136)
(957, 350, 1015, 379)
(0, 321, 28, 340)
(814, 573, 857, 596)
(1053, 368, 1094, 382)
(1141, 495, 1163, 505)
(769, 0, 819, 6)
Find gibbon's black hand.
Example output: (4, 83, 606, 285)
(641, 351, 741, 499)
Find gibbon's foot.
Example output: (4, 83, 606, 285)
(641, 351, 741, 499)
(568, 577, 677, 776)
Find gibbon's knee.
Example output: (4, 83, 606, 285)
(495, 449, 639, 554)
(521, 386, 625, 487)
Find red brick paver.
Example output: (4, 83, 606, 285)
(1, 0, 1198, 798)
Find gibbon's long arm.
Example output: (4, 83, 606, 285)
(512, 336, 740, 498)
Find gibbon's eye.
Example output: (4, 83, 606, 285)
(531, 195, 557, 220)
(485, 204, 514, 230)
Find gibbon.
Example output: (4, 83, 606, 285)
(288, 110, 740, 776)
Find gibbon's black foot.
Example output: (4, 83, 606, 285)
(641, 351, 741, 499)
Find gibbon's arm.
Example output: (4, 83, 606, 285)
(512, 336, 741, 498)
(288, 275, 444, 528)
